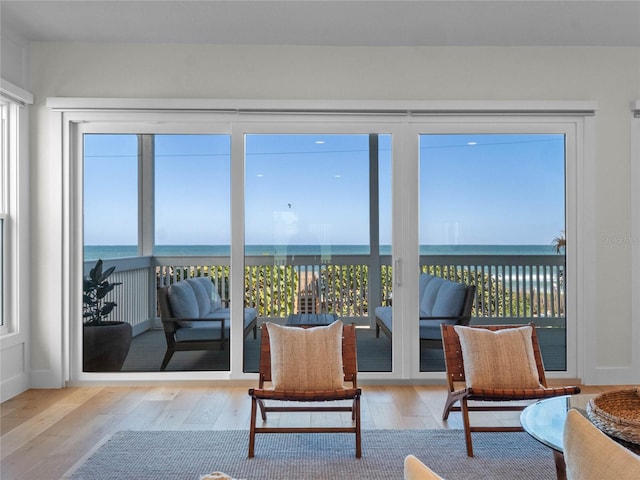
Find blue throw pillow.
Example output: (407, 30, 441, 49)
(186, 278, 212, 317)
(432, 281, 466, 317)
(419, 273, 436, 299)
(420, 276, 444, 316)
(190, 276, 222, 311)
(168, 281, 199, 326)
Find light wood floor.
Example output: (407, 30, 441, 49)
(0, 384, 624, 479)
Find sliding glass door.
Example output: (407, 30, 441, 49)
(243, 133, 392, 372)
(83, 133, 233, 372)
(418, 133, 567, 372)
(75, 108, 582, 381)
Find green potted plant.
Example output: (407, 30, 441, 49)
(83, 259, 132, 371)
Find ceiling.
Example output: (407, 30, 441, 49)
(2, 0, 640, 47)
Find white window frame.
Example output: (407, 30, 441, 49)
(0, 102, 8, 335)
(405, 117, 589, 381)
(49, 98, 596, 384)
(630, 102, 640, 382)
(0, 81, 32, 337)
(0, 79, 32, 401)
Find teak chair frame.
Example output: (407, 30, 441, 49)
(441, 323, 581, 457)
(248, 323, 362, 458)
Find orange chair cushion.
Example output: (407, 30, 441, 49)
(266, 320, 345, 391)
(454, 325, 542, 389)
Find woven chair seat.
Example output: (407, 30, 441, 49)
(250, 387, 361, 402)
(467, 385, 581, 401)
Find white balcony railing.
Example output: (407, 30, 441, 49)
(87, 252, 566, 331)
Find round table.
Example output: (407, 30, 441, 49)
(520, 394, 595, 480)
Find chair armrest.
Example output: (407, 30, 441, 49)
(161, 317, 224, 324)
(419, 315, 466, 321)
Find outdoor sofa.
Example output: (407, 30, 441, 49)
(374, 273, 475, 343)
(157, 277, 258, 370)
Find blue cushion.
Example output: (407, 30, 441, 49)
(419, 273, 436, 299)
(420, 276, 444, 316)
(432, 281, 466, 317)
(189, 276, 222, 311)
(167, 281, 199, 327)
(186, 278, 211, 317)
(175, 321, 223, 342)
(204, 307, 258, 330)
(375, 306, 393, 332)
(420, 319, 458, 340)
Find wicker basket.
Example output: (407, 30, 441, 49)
(587, 388, 640, 446)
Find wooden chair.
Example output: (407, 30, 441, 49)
(441, 323, 581, 457)
(248, 323, 362, 458)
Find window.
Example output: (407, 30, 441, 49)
(0, 103, 7, 331)
(58, 100, 592, 382)
(0, 84, 32, 338)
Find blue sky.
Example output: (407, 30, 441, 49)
(84, 132, 564, 246)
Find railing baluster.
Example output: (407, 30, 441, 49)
(92, 252, 566, 330)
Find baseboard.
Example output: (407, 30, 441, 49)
(585, 366, 640, 386)
(29, 369, 66, 389)
(0, 372, 30, 402)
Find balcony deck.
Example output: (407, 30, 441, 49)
(121, 323, 566, 372)
(85, 252, 567, 373)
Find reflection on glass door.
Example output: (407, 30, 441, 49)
(243, 133, 392, 372)
(419, 133, 567, 372)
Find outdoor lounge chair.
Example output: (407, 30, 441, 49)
(248, 320, 361, 458)
(157, 277, 258, 370)
(375, 273, 476, 344)
(441, 323, 581, 457)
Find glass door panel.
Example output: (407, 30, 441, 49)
(153, 134, 232, 371)
(83, 134, 139, 372)
(419, 133, 566, 372)
(244, 133, 392, 372)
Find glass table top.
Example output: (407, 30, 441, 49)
(520, 394, 596, 452)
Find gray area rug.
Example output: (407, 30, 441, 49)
(70, 429, 556, 480)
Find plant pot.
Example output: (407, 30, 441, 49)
(83, 321, 133, 372)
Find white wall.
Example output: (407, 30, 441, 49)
(28, 43, 640, 387)
(0, 27, 30, 91)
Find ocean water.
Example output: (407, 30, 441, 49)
(84, 244, 559, 260)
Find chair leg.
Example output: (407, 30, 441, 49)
(461, 397, 474, 457)
(257, 398, 267, 421)
(354, 395, 362, 458)
(442, 391, 459, 421)
(160, 349, 174, 370)
(248, 396, 257, 458)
